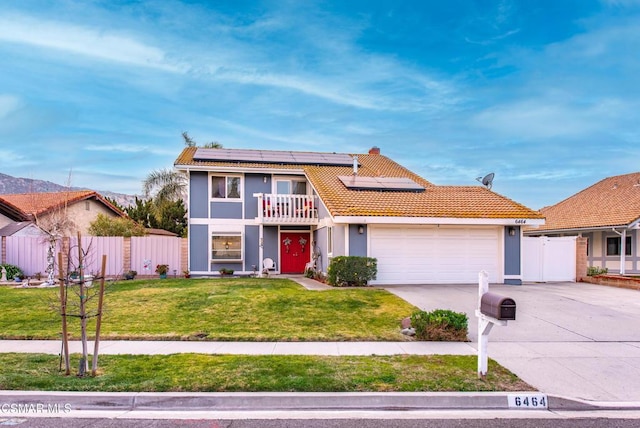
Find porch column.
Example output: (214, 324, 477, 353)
(620, 229, 627, 275)
(258, 223, 264, 277)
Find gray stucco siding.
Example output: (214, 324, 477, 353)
(348, 224, 367, 256)
(245, 174, 271, 219)
(244, 225, 260, 273)
(190, 224, 209, 272)
(314, 226, 328, 272)
(211, 201, 243, 219)
(264, 226, 279, 269)
(189, 172, 209, 219)
(504, 226, 521, 285)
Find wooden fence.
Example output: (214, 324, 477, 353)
(1, 236, 187, 278)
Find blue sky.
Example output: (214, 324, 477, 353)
(0, 0, 638, 209)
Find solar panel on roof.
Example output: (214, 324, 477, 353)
(194, 148, 354, 166)
(338, 175, 425, 192)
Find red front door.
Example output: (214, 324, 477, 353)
(280, 232, 311, 274)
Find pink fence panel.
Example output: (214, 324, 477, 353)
(131, 236, 182, 277)
(5, 236, 51, 276)
(77, 236, 124, 277)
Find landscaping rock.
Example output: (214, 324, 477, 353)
(401, 317, 412, 329)
(401, 327, 416, 336)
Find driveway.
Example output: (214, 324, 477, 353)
(382, 282, 640, 402)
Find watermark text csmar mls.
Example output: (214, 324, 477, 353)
(1, 403, 72, 414)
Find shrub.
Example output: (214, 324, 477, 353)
(410, 309, 468, 341)
(0, 264, 24, 281)
(327, 256, 377, 287)
(587, 266, 608, 276)
(218, 268, 234, 276)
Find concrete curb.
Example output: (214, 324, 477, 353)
(2, 391, 640, 412)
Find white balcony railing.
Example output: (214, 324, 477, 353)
(254, 193, 318, 224)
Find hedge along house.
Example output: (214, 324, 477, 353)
(524, 172, 640, 275)
(175, 146, 544, 285)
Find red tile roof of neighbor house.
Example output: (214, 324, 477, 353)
(535, 171, 640, 232)
(175, 147, 543, 220)
(0, 190, 126, 220)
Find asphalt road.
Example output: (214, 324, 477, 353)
(3, 415, 640, 428)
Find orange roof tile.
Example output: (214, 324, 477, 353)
(0, 190, 126, 219)
(175, 147, 543, 220)
(535, 172, 640, 232)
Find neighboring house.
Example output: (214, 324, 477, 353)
(0, 190, 126, 236)
(175, 147, 544, 285)
(524, 172, 640, 275)
(0, 221, 47, 237)
(145, 228, 179, 237)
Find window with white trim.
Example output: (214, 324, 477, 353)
(327, 226, 333, 255)
(275, 179, 307, 195)
(606, 236, 632, 256)
(211, 175, 241, 199)
(212, 233, 242, 261)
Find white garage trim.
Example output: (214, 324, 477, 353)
(335, 216, 544, 226)
(368, 225, 503, 285)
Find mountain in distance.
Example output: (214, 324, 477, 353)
(0, 172, 139, 207)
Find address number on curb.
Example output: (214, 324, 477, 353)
(507, 394, 548, 409)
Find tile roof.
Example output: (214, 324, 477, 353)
(0, 190, 126, 219)
(535, 172, 640, 232)
(175, 147, 542, 220)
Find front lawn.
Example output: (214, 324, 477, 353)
(0, 278, 417, 341)
(0, 353, 532, 392)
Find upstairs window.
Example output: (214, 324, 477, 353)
(275, 179, 307, 195)
(606, 236, 632, 256)
(212, 176, 241, 199)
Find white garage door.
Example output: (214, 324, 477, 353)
(369, 226, 501, 284)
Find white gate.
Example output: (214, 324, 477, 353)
(522, 236, 576, 282)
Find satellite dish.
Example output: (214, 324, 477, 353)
(476, 173, 495, 190)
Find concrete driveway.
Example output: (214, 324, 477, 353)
(382, 282, 640, 402)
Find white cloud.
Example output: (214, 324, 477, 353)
(0, 95, 21, 118)
(470, 101, 592, 138)
(0, 14, 186, 73)
(85, 144, 174, 156)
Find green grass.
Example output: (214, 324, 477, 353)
(0, 353, 532, 392)
(0, 278, 417, 341)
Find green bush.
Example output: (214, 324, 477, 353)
(327, 256, 377, 287)
(587, 266, 608, 276)
(410, 309, 468, 341)
(0, 264, 24, 281)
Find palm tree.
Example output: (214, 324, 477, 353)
(143, 168, 187, 204)
(182, 131, 222, 149)
(142, 133, 224, 225)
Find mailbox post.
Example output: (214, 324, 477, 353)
(475, 270, 516, 379)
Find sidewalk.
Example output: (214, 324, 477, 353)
(0, 339, 475, 356)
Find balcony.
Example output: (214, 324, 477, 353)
(254, 193, 318, 224)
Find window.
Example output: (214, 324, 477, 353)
(275, 179, 307, 195)
(606, 236, 632, 256)
(85, 201, 90, 211)
(327, 226, 333, 254)
(212, 234, 242, 261)
(212, 176, 241, 199)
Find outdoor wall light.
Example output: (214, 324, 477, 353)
(358, 225, 364, 234)
(508, 227, 516, 236)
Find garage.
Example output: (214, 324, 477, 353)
(369, 225, 501, 284)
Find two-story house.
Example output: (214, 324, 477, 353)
(175, 146, 544, 285)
